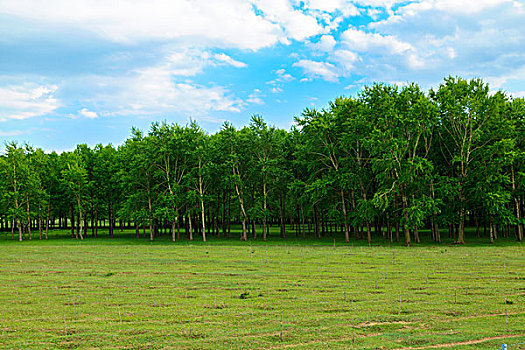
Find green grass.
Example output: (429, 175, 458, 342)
(0, 227, 523, 349)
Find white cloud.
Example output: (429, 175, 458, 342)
(0, 0, 284, 50)
(0, 84, 59, 121)
(123, 65, 242, 114)
(407, 53, 425, 69)
(79, 53, 245, 121)
(79, 108, 98, 119)
(404, 0, 512, 16)
(311, 35, 337, 52)
(293, 60, 339, 82)
(275, 68, 295, 82)
(271, 86, 283, 93)
(0, 129, 27, 137)
(341, 27, 414, 55)
(362, 0, 525, 87)
(247, 89, 264, 105)
(354, 0, 407, 8)
(367, 8, 382, 20)
(0, 0, 364, 50)
(159, 49, 248, 77)
(332, 49, 359, 73)
(302, 0, 360, 16)
(214, 53, 247, 68)
(447, 47, 456, 59)
(251, 0, 324, 41)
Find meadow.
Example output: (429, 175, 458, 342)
(0, 228, 523, 349)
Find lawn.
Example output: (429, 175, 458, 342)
(0, 228, 523, 349)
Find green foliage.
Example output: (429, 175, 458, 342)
(0, 76, 524, 244)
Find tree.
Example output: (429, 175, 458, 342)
(431, 77, 498, 244)
(120, 128, 156, 241)
(364, 83, 435, 245)
(61, 151, 88, 240)
(3, 142, 28, 241)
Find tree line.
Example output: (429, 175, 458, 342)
(1, 77, 524, 245)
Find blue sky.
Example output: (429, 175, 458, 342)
(1, 0, 524, 152)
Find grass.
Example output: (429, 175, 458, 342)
(0, 227, 523, 349)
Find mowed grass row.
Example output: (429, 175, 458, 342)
(0, 228, 523, 349)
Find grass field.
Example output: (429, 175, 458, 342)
(0, 228, 524, 349)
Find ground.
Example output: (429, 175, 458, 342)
(0, 228, 523, 349)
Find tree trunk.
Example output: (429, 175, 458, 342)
(401, 195, 411, 246)
(341, 189, 350, 243)
(17, 218, 22, 242)
(366, 220, 372, 244)
(176, 213, 181, 240)
(77, 198, 84, 240)
(434, 219, 440, 243)
(300, 204, 306, 239)
(414, 226, 420, 243)
(489, 219, 495, 244)
(232, 174, 248, 241)
(70, 204, 75, 238)
(108, 202, 113, 238)
(94, 206, 98, 238)
(201, 199, 206, 242)
(76, 209, 80, 239)
(227, 189, 231, 238)
(314, 204, 320, 239)
(45, 204, 50, 240)
(188, 213, 193, 241)
(279, 194, 286, 239)
(457, 192, 466, 244)
(148, 196, 153, 241)
(38, 206, 42, 240)
(262, 183, 267, 241)
(26, 200, 32, 240)
(386, 214, 392, 243)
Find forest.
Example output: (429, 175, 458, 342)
(1, 76, 524, 245)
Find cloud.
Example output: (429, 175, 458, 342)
(214, 53, 247, 68)
(341, 27, 414, 55)
(399, 0, 513, 16)
(251, 0, 324, 41)
(121, 65, 243, 114)
(332, 49, 359, 73)
(0, 0, 362, 51)
(77, 52, 245, 121)
(275, 68, 295, 82)
(0, 0, 284, 50)
(79, 108, 98, 119)
(301, 0, 361, 16)
(311, 35, 337, 52)
(0, 84, 59, 121)
(362, 0, 525, 86)
(353, 0, 408, 9)
(247, 89, 264, 105)
(0, 129, 27, 137)
(293, 60, 339, 82)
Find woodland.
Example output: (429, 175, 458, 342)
(1, 76, 524, 245)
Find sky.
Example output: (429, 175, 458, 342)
(0, 0, 524, 152)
